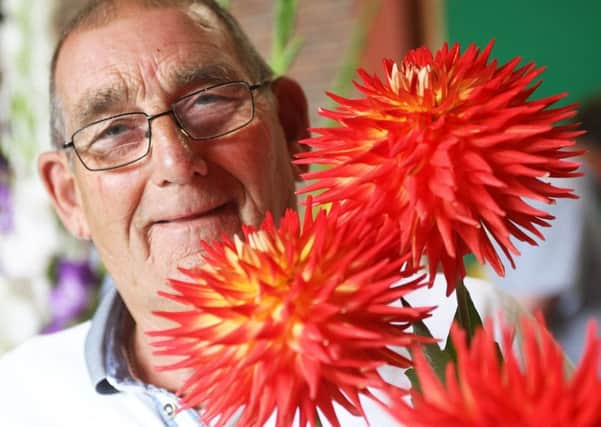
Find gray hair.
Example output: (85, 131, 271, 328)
(49, 0, 273, 149)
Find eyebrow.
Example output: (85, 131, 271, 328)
(70, 63, 242, 130)
(73, 84, 128, 130)
(173, 62, 239, 88)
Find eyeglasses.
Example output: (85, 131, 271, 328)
(62, 80, 271, 171)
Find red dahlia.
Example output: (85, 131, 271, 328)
(394, 315, 601, 427)
(297, 41, 582, 294)
(150, 202, 432, 427)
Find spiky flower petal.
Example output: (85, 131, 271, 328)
(150, 202, 433, 427)
(394, 315, 601, 427)
(297, 41, 582, 294)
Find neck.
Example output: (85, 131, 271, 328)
(129, 322, 192, 393)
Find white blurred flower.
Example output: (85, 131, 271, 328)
(0, 275, 49, 355)
(1, 0, 52, 173)
(0, 176, 61, 278)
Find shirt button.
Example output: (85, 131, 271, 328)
(163, 402, 176, 417)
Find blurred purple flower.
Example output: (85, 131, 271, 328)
(43, 259, 97, 333)
(0, 183, 12, 232)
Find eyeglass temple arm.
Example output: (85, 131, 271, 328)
(250, 80, 272, 91)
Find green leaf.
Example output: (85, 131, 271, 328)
(215, 0, 231, 9)
(273, 0, 298, 54)
(404, 368, 420, 394)
(401, 298, 453, 390)
(276, 36, 303, 75)
(449, 278, 504, 368)
(453, 278, 484, 345)
(443, 327, 458, 362)
(270, 0, 302, 75)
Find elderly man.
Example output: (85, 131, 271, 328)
(0, 1, 519, 426)
(40, 0, 309, 397)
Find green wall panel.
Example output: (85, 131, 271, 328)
(446, 1, 601, 105)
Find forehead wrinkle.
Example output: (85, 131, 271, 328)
(154, 29, 244, 91)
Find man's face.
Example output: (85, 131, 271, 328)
(53, 6, 301, 322)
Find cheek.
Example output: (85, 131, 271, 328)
(217, 122, 294, 215)
(78, 171, 146, 246)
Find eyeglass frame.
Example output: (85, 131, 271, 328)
(61, 80, 272, 172)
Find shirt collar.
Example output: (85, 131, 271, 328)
(85, 285, 135, 394)
(84, 284, 214, 426)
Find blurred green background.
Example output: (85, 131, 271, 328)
(446, 1, 601, 105)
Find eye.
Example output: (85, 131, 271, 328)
(82, 117, 146, 152)
(189, 92, 238, 111)
(100, 122, 130, 138)
(193, 93, 226, 106)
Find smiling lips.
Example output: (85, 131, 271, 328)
(155, 202, 236, 225)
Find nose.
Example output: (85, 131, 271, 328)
(148, 114, 208, 186)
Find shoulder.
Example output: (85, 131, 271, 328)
(0, 323, 94, 425)
(0, 322, 163, 427)
(0, 321, 90, 378)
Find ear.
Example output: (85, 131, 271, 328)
(38, 151, 90, 240)
(271, 76, 311, 178)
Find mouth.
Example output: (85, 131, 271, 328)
(155, 202, 237, 225)
(145, 200, 243, 255)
